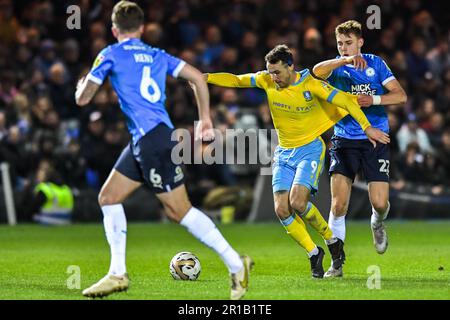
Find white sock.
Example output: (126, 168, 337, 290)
(180, 207, 243, 274)
(328, 212, 346, 242)
(371, 201, 390, 226)
(102, 204, 127, 276)
(325, 237, 338, 245)
(307, 246, 319, 258)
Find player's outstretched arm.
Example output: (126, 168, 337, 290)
(309, 78, 390, 146)
(332, 89, 390, 146)
(205, 73, 256, 88)
(75, 76, 100, 106)
(328, 89, 390, 146)
(179, 64, 215, 141)
(313, 55, 367, 79)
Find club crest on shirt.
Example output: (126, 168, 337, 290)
(303, 91, 312, 101)
(365, 67, 375, 77)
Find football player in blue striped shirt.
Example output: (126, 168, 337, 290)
(313, 20, 407, 277)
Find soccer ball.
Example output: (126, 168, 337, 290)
(169, 252, 201, 280)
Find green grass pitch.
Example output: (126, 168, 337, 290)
(0, 221, 449, 300)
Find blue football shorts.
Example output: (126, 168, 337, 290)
(114, 123, 185, 193)
(272, 137, 326, 194)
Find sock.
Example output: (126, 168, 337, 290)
(280, 214, 317, 255)
(298, 202, 333, 241)
(307, 246, 319, 258)
(371, 201, 390, 226)
(102, 204, 127, 276)
(293, 214, 325, 255)
(180, 207, 243, 274)
(294, 213, 306, 227)
(328, 212, 346, 242)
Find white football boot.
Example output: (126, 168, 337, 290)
(230, 255, 254, 300)
(371, 221, 388, 254)
(82, 274, 130, 298)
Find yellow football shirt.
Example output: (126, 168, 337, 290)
(207, 69, 371, 148)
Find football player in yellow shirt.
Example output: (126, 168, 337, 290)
(205, 45, 389, 278)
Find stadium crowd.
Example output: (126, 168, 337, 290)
(0, 0, 449, 219)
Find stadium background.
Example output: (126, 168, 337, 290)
(0, 0, 449, 223)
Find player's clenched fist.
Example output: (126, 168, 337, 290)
(195, 118, 215, 141)
(344, 54, 367, 70)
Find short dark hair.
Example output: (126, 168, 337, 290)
(265, 45, 293, 66)
(335, 20, 362, 38)
(111, 1, 144, 32)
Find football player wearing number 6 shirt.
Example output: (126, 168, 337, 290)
(75, 1, 252, 300)
(313, 20, 407, 277)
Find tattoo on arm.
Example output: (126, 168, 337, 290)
(76, 79, 100, 106)
(82, 80, 100, 101)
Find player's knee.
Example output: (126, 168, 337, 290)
(164, 201, 191, 223)
(331, 199, 348, 216)
(289, 195, 308, 215)
(290, 200, 308, 215)
(371, 197, 388, 213)
(98, 192, 121, 207)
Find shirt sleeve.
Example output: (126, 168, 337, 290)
(87, 47, 114, 85)
(377, 56, 396, 86)
(326, 68, 337, 82)
(308, 78, 371, 131)
(207, 71, 266, 88)
(161, 50, 186, 78)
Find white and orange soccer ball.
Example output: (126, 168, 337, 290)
(169, 252, 201, 280)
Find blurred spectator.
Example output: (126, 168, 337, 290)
(33, 39, 59, 79)
(143, 22, 164, 46)
(388, 111, 401, 154)
(396, 142, 424, 183)
(378, 29, 397, 58)
(201, 25, 225, 67)
(239, 31, 259, 64)
(57, 138, 87, 189)
(390, 50, 408, 78)
(408, 10, 440, 48)
(426, 36, 450, 82)
(0, 69, 18, 105)
(299, 27, 323, 69)
(26, 159, 74, 225)
(169, 3, 200, 48)
(62, 39, 82, 84)
(0, 110, 8, 139)
(436, 130, 450, 184)
(48, 62, 76, 119)
(426, 113, 445, 148)
(33, 131, 58, 162)
(13, 45, 33, 84)
(89, 21, 107, 41)
(91, 38, 107, 59)
(12, 93, 32, 135)
(81, 111, 106, 188)
(0, 0, 19, 46)
(0, 124, 30, 188)
(220, 47, 239, 71)
(421, 152, 446, 194)
(20, 69, 48, 101)
(397, 113, 433, 154)
(80, 110, 124, 188)
(406, 37, 432, 89)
